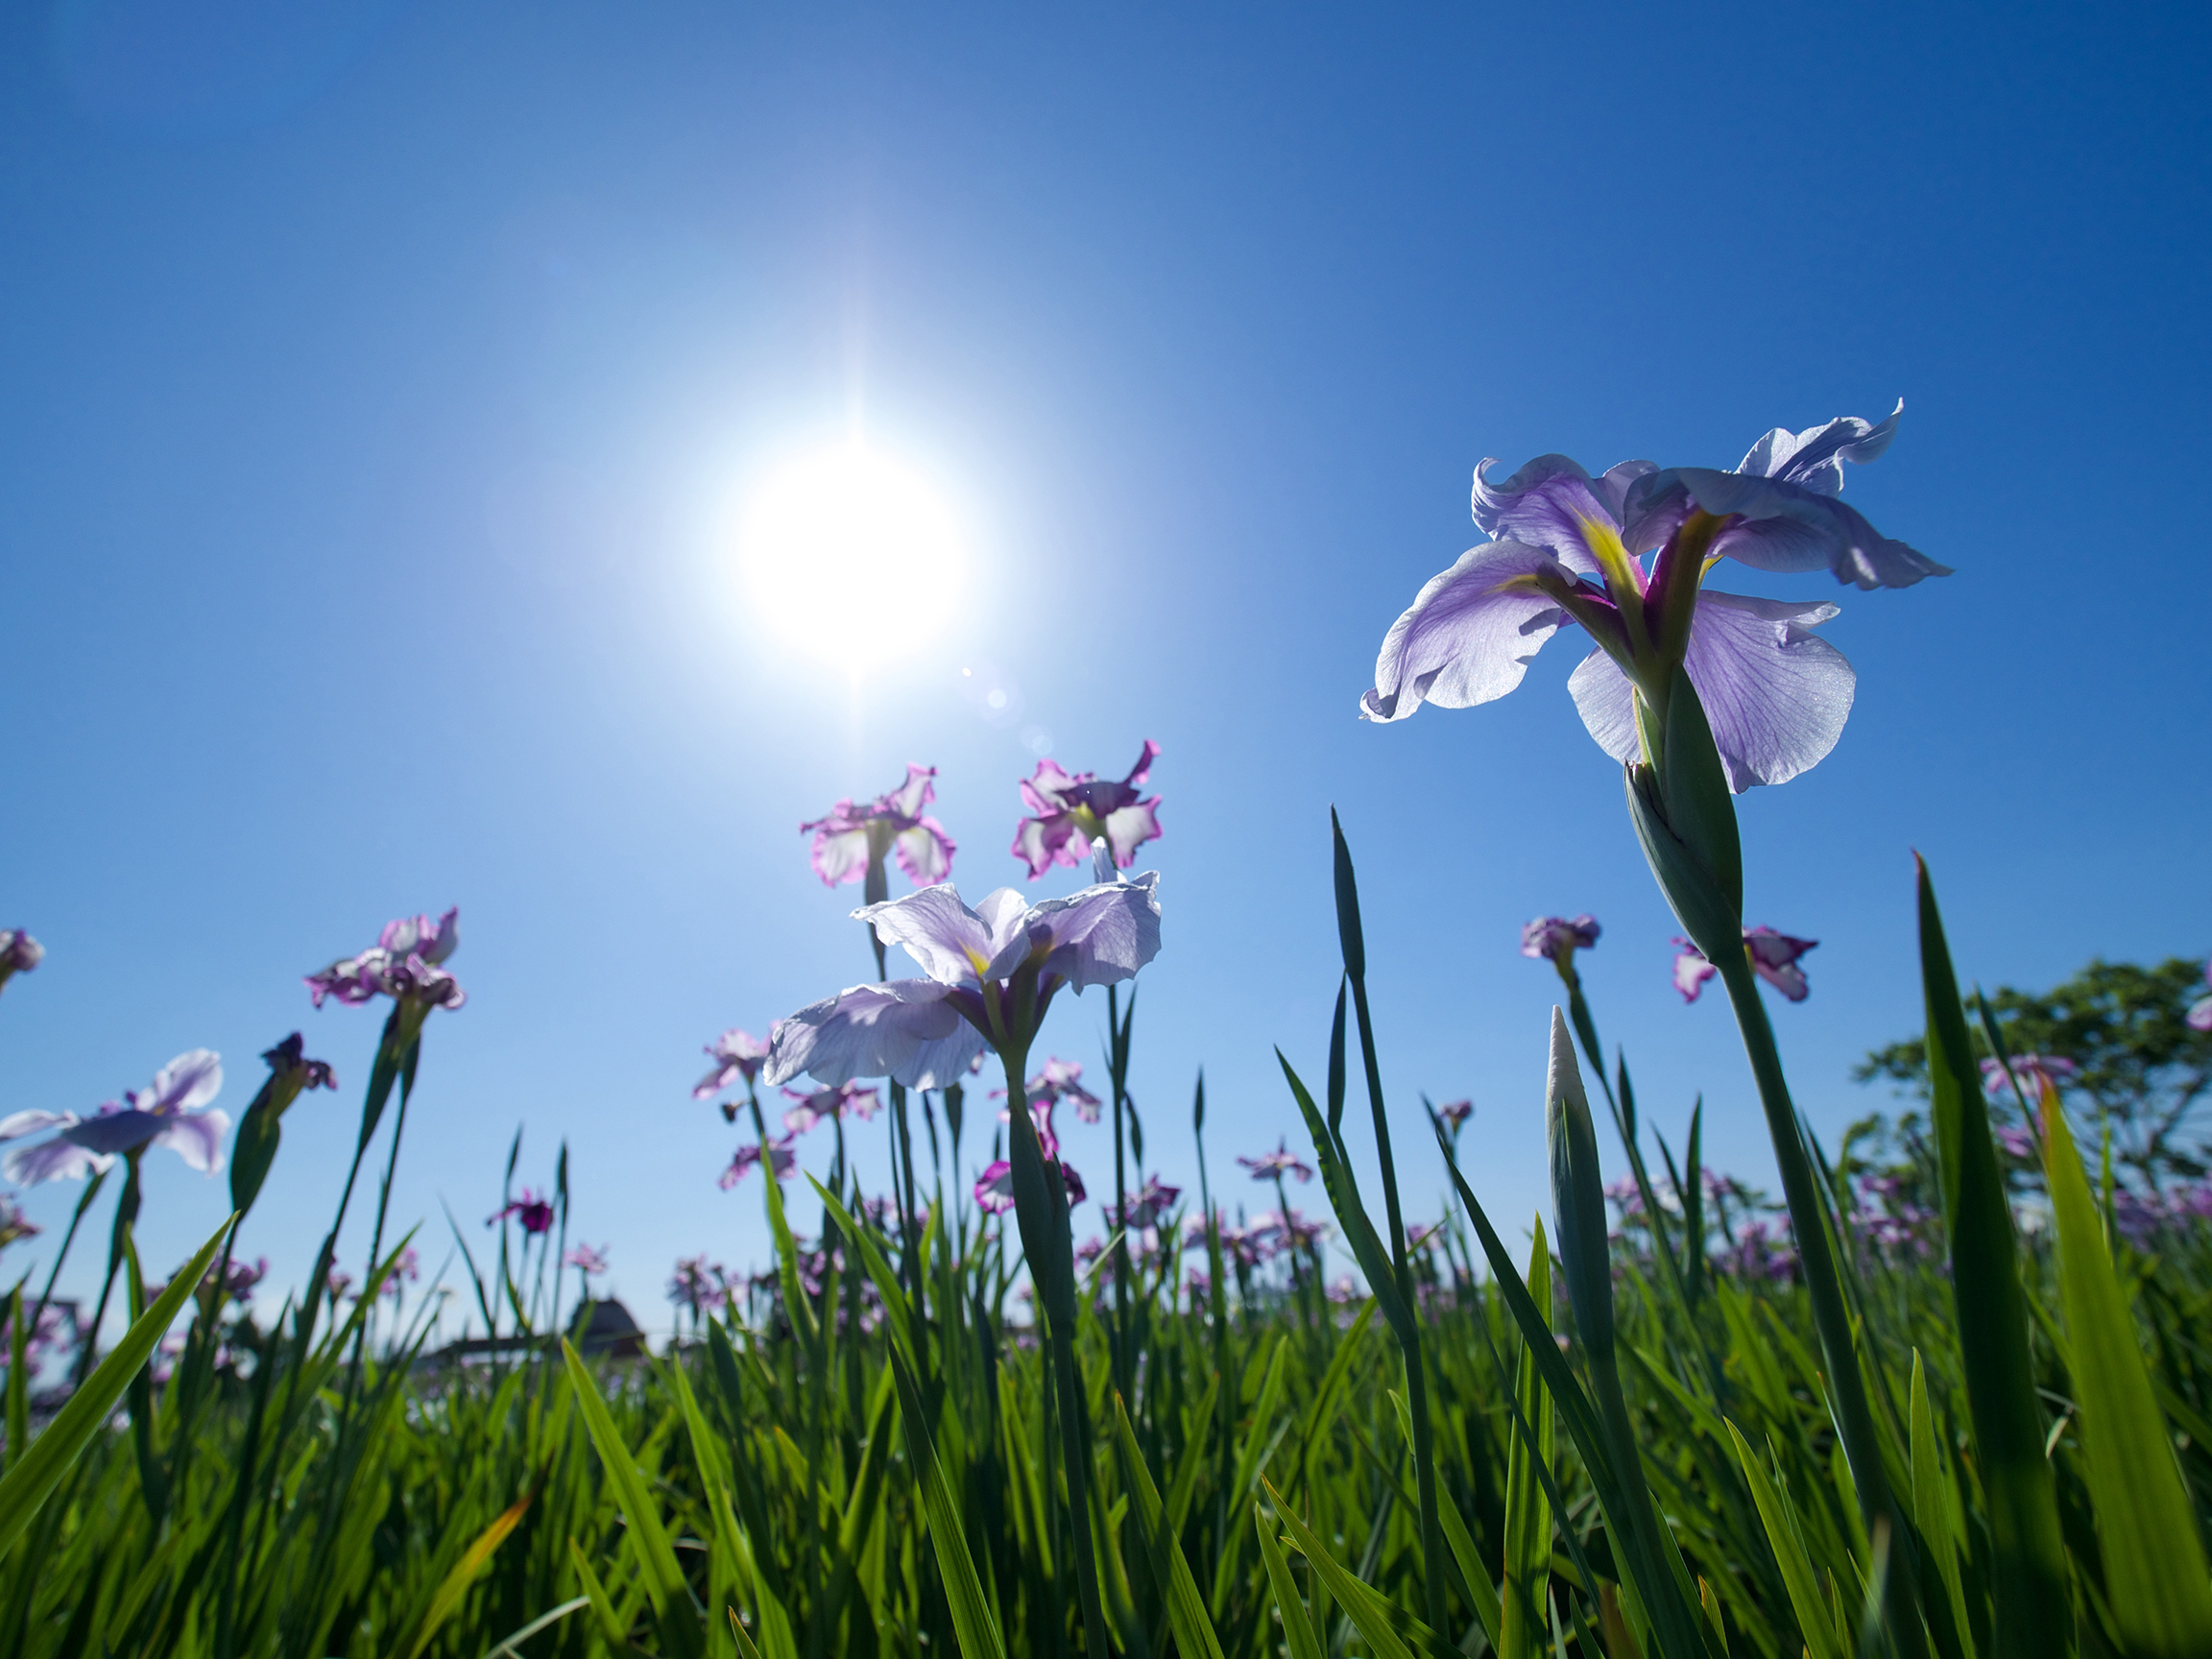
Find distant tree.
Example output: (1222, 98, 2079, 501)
(1856, 955, 2212, 1190)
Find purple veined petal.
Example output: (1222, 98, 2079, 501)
(1470, 455, 1638, 567)
(1671, 943, 1717, 1003)
(0, 1109, 76, 1142)
(894, 817, 957, 885)
(1662, 468, 1948, 590)
(762, 980, 988, 1092)
(3, 1137, 116, 1185)
(857, 885, 998, 985)
(1735, 402, 1902, 496)
(974, 1159, 1017, 1214)
(1010, 871, 1163, 992)
(136, 1049, 223, 1117)
(1566, 589, 1857, 791)
(883, 763, 938, 821)
(150, 1109, 229, 1174)
(1360, 541, 1582, 723)
(807, 820, 874, 887)
(1099, 801, 1161, 869)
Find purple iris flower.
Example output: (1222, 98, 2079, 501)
(1012, 742, 1163, 878)
(994, 1056, 1105, 1125)
(2188, 962, 2212, 1033)
(261, 1033, 337, 1096)
(694, 1027, 770, 1112)
(0, 1048, 229, 1186)
(0, 929, 43, 993)
(975, 1155, 1086, 1214)
(762, 853, 1162, 1094)
(1981, 1054, 2078, 1102)
(305, 907, 465, 1012)
(1436, 1098, 1473, 1134)
(1363, 407, 1943, 791)
(1522, 915, 1599, 963)
(489, 1189, 555, 1235)
(1236, 1141, 1314, 1184)
(1110, 1174, 1182, 1230)
(1992, 1124, 2038, 1161)
(565, 1242, 611, 1277)
(1672, 927, 1817, 1003)
(0, 1191, 40, 1250)
(381, 1245, 421, 1299)
(720, 1136, 798, 1188)
(781, 1082, 880, 1135)
(803, 764, 956, 890)
(668, 1255, 728, 1313)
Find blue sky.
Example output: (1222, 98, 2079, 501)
(3, 0, 2206, 1339)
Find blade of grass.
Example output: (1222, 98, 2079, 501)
(401, 1481, 538, 1659)
(1254, 1501, 1328, 1659)
(889, 1342, 1007, 1659)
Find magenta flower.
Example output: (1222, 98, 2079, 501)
(0, 1048, 229, 1186)
(305, 907, 465, 1012)
(719, 1136, 798, 1188)
(0, 929, 42, 993)
(802, 764, 956, 890)
(381, 1245, 421, 1299)
(260, 1033, 338, 1095)
(668, 1255, 728, 1313)
(489, 1189, 555, 1235)
(0, 1192, 40, 1250)
(1237, 1140, 1314, 1184)
(1981, 1054, 2078, 1102)
(782, 1082, 880, 1135)
(694, 1026, 771, 1109)
(1672, 926, 1817, 1003)
(2188, 961, 2212, 1033)
(1363, 407, 1943, 791)
(975, 1155, 1086, 1214)
(763, 854, 1162, 1094)
(565, 1241, 611, 1277)
(995, 1056, 1104, 1125)
(1012, 741, 1163, 878)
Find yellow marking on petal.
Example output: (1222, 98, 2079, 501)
(963, 947, 995, 982)
(1575, 513, 1645, 602)
(1486, 572, 1548, 595)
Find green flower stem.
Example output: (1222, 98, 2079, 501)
(1716, 951, 1927, 1659)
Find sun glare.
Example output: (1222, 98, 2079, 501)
(733, 444, 967, 662)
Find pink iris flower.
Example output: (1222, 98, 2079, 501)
(1981, 1054, 2078, 1102)
(782, 1082, 880, 1135)
(1237, 1141, 1314, 1183)
(694, 1026, 771, 1113)
(720, 1136, 798, 1188)
(0, 1048, 228, 1186)
(489, 1189, 555, 1235)
(565, 1242, 611, 1277)
(994, 1056, 1104, 1124)
(1012, 741, 1163, 878)
(1672, 927, 1817, 1003)
(975, 1156, 1085, 1214)
(802, 764, 956, 890)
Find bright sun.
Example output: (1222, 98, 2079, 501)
(733, 443, 967, 661)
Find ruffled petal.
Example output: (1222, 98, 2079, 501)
(1012, 811, 1087, 878)
(3, 1137, 115, 1185)
(1361, 541, 1580, 723)
(1012, 872, 1163, 991)
(807, 821, 873, 887)
(1470, 456, 1629, 568)
(883, 763, 937, 820)
(1664, 469, 1948, 590)
(1736, 402, 1901, 495)
(857, 886, 996, 985)
(1119, 739, 1161, 790)
(1099, 801, 1161, 868)
(894, 817, 957, 885)
(153, 1109, 229, 1173)
(762, 980, 985, 1092)
(1568, 592, 1856, 790)
(1018, 759, 1081, 815)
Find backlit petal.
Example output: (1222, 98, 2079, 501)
(1362, 541, 1579, 723)
(763, 980, 985, 1092)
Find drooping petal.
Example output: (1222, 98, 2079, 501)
(138, 1049, 223, 1117)
(1012, 810, 1088, 878)
(974, 1159, 1017, 1214)
(1099, 801, 1161, 869)
(1671, 944, 1716, 1003)
(0, 1109, 76, 1142)
(1119, 739, 1161, 790)
(806, 818, 874, 887)
(1744, 926, 1816, 1001)
(1471, 456, 1637, 568)
(1647, 467, 1947, 590)
(1566, 589, 1857, 791)
(63, 1110, 166, 1157)
(152, 1109, 229, 1173)
(2, 1137, 115, 1185)
(1362, 541, 1584, 723)
(857, 886, 998, 986)
(1003, 872, 1163, 991)
(893, 817, 957, 884)
(763, 980, 987, 1092)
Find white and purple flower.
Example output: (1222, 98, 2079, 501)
(693, 1026, 771, 1115)
(781, 1082, 880, 1135)
(1363, 407, 1944, 791)
(1981, 1054, 2078, 1103)
(1673, 927, 1817, 1003)
(802, 764, 956, 890)
(305, 907, 466, 1012)
(1522, 915, 1599, 964)
(994, 1056, 1105, 1125)
(565, 1242, 611, 1278)
(1012, 742, 1163, 878)
(1236, 1141, 1314, 1184)
(0, 1048, 229, 1186)
(975, 1155, 1087, 1215)
(719, 1136, 798, 1189)
(0, 929, 43, 994)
